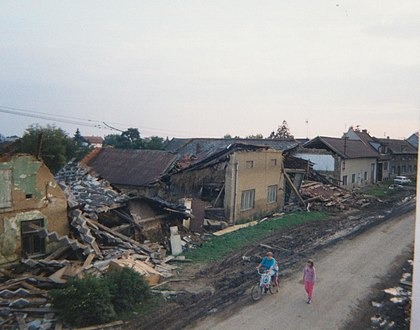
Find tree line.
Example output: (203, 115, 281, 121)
(2, 120, 293, 174)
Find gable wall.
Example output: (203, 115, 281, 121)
(0, 155, 68, 265)
(225, 150, 284, 224)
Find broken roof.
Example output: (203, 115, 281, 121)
(165, 137, 299, 155)
(83, 148, 178, 187)
(55, 160, 128, 212)
(175, 143, 277, 172)
(303, 136, 379, 159)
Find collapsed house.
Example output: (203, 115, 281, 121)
(169, 143, 286, 227)
(0, 159, 189, 329)
(0, 154, 68, 266)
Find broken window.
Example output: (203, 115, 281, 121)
(21, 219, 45, 256)
(267, 185, 277, 203)
(0, 169, 12, 208)
(245, 161, 254, 169)
(351, 174, 356, 183)
(241, 189, 255, 210)
(342, 175, 348, 186)
(384, 162, 388, 170)
(364, 172, 368, 181)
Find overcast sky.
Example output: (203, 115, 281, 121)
(1, 1, 419, 140)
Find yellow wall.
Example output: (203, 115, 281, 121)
(225, 149, 284, 224)
(340, 157, 377, 189)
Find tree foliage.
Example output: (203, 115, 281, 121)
(268, 120, 294, 139)
(17, 125, 69, 173)
(16, 125, 91, 173)
(103, 128, 165, 150)
(245, 134, 264, 139)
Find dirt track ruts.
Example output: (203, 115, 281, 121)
(133, 193, 416, 330)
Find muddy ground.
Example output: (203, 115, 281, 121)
(345, 253, 413, 329)
(130, 189, 416, 330)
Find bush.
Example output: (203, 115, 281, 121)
(50, 276, 116, 327)
(50, 268, 152, 327)
(105, 267, 152, 313)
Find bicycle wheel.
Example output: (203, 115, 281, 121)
(251, 284, 264, 301)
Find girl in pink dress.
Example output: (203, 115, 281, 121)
(303, 259, 316, 304)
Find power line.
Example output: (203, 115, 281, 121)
(0, 104, 198, 137)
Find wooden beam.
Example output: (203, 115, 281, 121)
(284, 172, 306, 207)
(85, 218, 152, 253)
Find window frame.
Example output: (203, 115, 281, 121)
(240, 189, 255, 210)
(267, 185, 277, 204)
(21, 219, 45, 257)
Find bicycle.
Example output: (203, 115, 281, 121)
(251, 268, 279, 301)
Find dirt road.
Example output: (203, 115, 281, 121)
(192, 211, 415, 330)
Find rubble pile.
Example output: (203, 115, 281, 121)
(0, 162, 193, 329)
(0, 211, 185, 329)
(55, 160, 128, 212)
(300, 181, 372, 211)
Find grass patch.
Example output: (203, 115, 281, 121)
(185, 211, 327, 263)
(359, 182, 394, 198)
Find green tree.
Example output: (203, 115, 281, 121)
(17, 124, 71, 173)
(268, 120, 294, 139)
(103, 128, 144, 149)
(144, 136, 165, 150)
(70, 128, 92, 161)
(245, 134, 264, 139)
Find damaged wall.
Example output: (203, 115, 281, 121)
(169, 163, 226, 198)
(128, 199, 163, 241)
(224, 149, 284, 224)
(0, 154, 68, 265)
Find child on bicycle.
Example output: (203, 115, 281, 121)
(256, 252, 279, 290)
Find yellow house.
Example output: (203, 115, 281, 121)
(170, 144, 285, 225)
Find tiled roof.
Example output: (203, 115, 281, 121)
(375, 138, 418, 155)
(84, 148, 177, 187)
(165, 138, 299, 155)
(83, 136, 104, 144)
(304, 136, 379, 159)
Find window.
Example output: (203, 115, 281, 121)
(364, 172, 368, 181)
(383, 162, 388, 170)
(270, 159, 277, 167)
(342, 175, 348, 185)
(267, 185, 277, 203)
(402, 165, 407, 173)
(241, 189, 255, 210)
(21, 219, 45, 256)
(409, 165, 412, 173)
(351, 174, 356, 183)
(245, 161, 254, 169)
(391, 166, 396, 174)
(0, 169, 12, 208)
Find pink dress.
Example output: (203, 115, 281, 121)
(303, 265, 316, 299)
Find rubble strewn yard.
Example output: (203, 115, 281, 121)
(0, 179, 415, 329)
